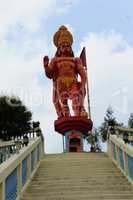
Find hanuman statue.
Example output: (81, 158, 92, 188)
(43, 26, 88, 118)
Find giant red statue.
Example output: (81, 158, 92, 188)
(43, 25, 88, 118)
(43, 25, 93, 152)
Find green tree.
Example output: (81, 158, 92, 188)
(128, 113, 133, 128)
(86, 128, 101, 152)
(0, 95, 32, 140)
(99, 106, 117, 142)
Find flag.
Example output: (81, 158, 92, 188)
(80, 47, 87, 68)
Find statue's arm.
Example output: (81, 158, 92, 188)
(43, 56, 55, 79)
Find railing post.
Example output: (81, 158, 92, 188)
(17, 163, 22, 195)
(35, 147, 38, 167)
(107, 138, 112, 158)
(40, 138, 44, 160)
(123, 144, 129, 176)
(27, 154, 31, 179)
(116, 145, 120, 166)
(2, 148, 4, 162)
(6, 146, 9, 160)
(13, 145, 16, 154)
(111, 141, 114, 159)
(0, 182, 5, 200)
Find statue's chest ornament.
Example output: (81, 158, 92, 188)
(57, 60, 75, 69)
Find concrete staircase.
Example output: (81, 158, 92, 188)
(21, 153, 133, 200)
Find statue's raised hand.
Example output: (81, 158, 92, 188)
(43, 56, 49, 67)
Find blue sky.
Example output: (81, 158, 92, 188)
(4, 1, 133, 50)
(0, 0, 133, 153)
(45, 0, 133, 50)
(46, 0, 133, 45)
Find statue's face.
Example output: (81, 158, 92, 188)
(60, 43, 71, 55)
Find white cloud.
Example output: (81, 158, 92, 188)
(0, 0, 79, 40)
(79, 31, 133, 126)
(56, 0, 79, 14)
(0, 0, 56, 39)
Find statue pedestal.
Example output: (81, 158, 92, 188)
(54, 116, 93, 152)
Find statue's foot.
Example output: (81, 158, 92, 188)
(58, 116, 63, 119)
(62, 110, 70, 117)
(63, 113, 70, 117)
(57, 112, 64, 119)
(80, 111, 88, 118)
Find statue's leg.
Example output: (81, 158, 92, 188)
(60, 93, 70, 116)
(78, 84, 88, 117)
(70, 83, 80, 116)
(53, 83, 63, 118)
(53, 100, 63, 118)
(56, 81, 70, 116)
(79, 93, 85, 113)
(79, 85, 88, 117)
(72, 96, 81, 116)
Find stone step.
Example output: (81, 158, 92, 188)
(21, 193, 133, 200)
(20, 153, 133, 200)
(26, 187, 133, 193)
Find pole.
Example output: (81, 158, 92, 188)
(62, 135, 64, 153)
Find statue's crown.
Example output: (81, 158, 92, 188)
(53, 25, 73, 47)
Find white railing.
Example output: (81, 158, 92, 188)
(0, 136, 44, 200)
(0, 137, 36, 164)
(0, 141, 16, 164)
(0, 140, 29, 164)
(108, 134, 133, 185)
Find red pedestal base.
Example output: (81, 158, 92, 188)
(54, 116, 93, 136)
(54, 116, 93, 152)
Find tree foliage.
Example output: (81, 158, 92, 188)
(86, 128, 101, 152)
(128, 113, 133, 128)
(86, 128, 99, 145)
(0, 95, 32, 140)
(99, 106, 117, 142)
